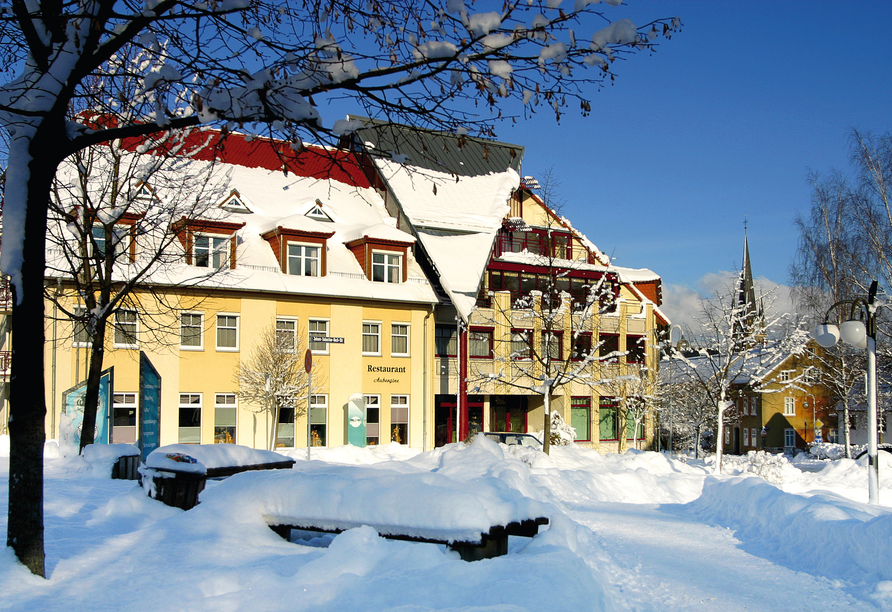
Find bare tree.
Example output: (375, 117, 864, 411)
(599, 360, 658, 452)
(46, 129, 228, 452)
(0, 1, 681, 575)
(670, 277, 805, 473)
(234, 324, 313, 452)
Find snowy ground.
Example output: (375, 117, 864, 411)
(1, 436, 891, 612)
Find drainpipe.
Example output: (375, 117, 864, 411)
(422, 306, 431, 451)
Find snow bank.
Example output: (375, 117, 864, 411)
(687, 476, 892, 584)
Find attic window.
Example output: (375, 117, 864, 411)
(305, 199, 333, 222)
(220, 190, 251, 214)
(132, 183, 156, 202)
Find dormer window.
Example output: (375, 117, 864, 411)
(262, 226, 334, 277)
(132, 182, 157, 202)
(172, 217, 245, 270)
(345, 236, 414, 284)
(305, 199, 333, 222)
(372, 251, 402, 283)
(194, 234, 231, 268)
(219, 189, 252, 214)
(287, 243, 322, 276)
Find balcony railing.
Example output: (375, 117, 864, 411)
(0, 277, 10, 311)
(0, 351, 10, 377)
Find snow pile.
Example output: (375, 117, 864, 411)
(82, 444, 139, 478)
(808, 442, 849, 460)
(686, 476, 892, 584)
(715, 450, 802, 484)
(199, 437, 551, 543)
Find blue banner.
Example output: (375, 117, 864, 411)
(139, 352, 161, 461)
(62, 368, 113, 447)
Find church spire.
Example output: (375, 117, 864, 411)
(733, 221, 764, 346)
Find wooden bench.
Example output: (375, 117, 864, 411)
(268, 517, 549, 561)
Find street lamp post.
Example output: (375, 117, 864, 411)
(806, 393, 816, 443)
(812, 280, 880, 505)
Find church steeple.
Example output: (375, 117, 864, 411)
(733, 223, 765, 346)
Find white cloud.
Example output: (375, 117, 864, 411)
(660, 272, 797, 333)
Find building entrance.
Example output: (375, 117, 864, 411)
(490, 396, 528, 433)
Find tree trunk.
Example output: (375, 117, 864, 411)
(542, 392, 551, 455)
(6, 130, 61, 577)
(78, 318, 108, 451)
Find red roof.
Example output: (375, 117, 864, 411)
(118, 128, 371, 189)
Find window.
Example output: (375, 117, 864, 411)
(276, 318, 297, 353)
(626, 335, 645, 364)
(571, 397, 591, 442)
(194, 234, 230, 268)
(598, 397, 618, 441)
(310, 394, 327, 446)
(469, 329, 493, 358)
(571, 333, 592, 361)
(371, 251, 402, 283)
(391, 323, 409, 356)
(784, 428, 795, 448)
(779, 370, 791, 383)
(365, 395, 380, 445)
(391, 395, 409, 444)
(362, 322, 381, 355)
(178, 394, 202, 444)
(543, 331, 563, 361)
(91, 225, 128, 259)
(724, 428, 731, 444)
(435, 326, 457, 357)
(287, 243, 321, 277)
(214, 394, 237, 444)
(73, 306, 91, 347)
(277, 403, 295, 448)
(783, 397, 796, 416)
(511, 329, 531, 360)
(112, 393, 137, 444)
(180, 313, 203, 349)
(216, 314, 239, 351)
(600, 334, 620, 362)
(113, 310, 138, 348)
(308, 319, 329, 354)
(802, 367, 815, 385)
(743, 427, 749, 447)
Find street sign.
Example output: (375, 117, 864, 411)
(304, 349, 313, 373)
(310, 336, 344, 344)
(815, 419, 824, 429)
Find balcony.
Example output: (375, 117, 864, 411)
(0, 351, 9, 379)
(0, 277, 10, 313)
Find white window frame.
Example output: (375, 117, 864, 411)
(113, 309, 139, 349)
(216, 313, 239, 352)
(362, 321, 382, 356)
(390, 394, 409, 445)
(310, 394, 328, 447)
(72, 305, 91, 348)
(193, 233, 230, 269)
(391, 322, 410, 357)
(178, 393, 202, 444)
(779, 370, 791, 383)
(783, 397, 796, 417)
(364, 394, 381, 445)
(743, 427, 749, 447)
(724, 428, 730, 444)
(276, 317, 298, 353)
(214, 393, 237, 444)
(371, 250, 402, 283)
(112, 392, 138, 444)
(286, 242, 322, 277)
(180, 312, 204, 350)
(308, 319, 330, 355)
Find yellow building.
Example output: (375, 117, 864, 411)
(348, 121, 668, 452)
(40, 129, 438, 452)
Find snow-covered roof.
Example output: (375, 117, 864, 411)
(369, 156, 520, 321)
(47, 130, 439, 306)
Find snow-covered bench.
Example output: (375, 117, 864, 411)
(140, 444, 295, 510)
(82, 443, 141, 480)
(269, 517, 549, 561)
(194, 460, 552, 561)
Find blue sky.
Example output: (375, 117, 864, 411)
(490, 0, 892, 321)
